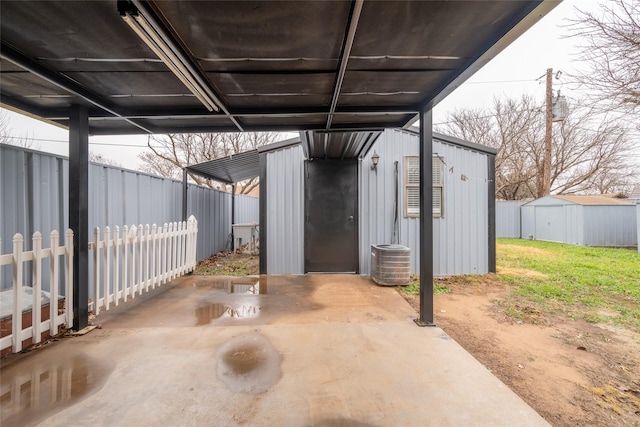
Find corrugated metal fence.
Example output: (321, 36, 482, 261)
(0, 144, 259, 290)
(496, 200, 527, 238)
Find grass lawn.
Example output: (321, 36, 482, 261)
(402, 238, 640, 332)
(496, 238, 640, 331)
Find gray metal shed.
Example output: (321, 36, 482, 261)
(262, 129, 496, 276)
(521, 195, 638, 247)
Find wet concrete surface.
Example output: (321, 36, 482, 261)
(1, 340, 115, 427)
(217, 333, 282, 394)
(0, 274, 550, 426)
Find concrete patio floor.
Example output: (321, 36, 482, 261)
(1, 274, 550, 426)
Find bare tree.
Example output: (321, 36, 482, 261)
(89, 152, 122, 167)
(567, 0, 640, 113)
(0, 109, 38, 149)
(138, 132, 283, 194)
(436, 95, 634, 200)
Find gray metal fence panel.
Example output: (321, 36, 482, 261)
(234, 194, 259, 224)
(496, 201, 526, 238)
(1, 144, 259, 290)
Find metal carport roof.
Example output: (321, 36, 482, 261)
(0, 0, 560, 330)
(1, 0, 559, 135)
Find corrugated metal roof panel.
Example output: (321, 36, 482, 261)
(554, 195, 634, 206)
(300, 131, 381, 159)
(186, 137, 301, 183)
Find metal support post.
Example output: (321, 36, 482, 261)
(69, 105, 89, 331)
(414, 108, 436, 327)
(231, 184, 236, 251)
(182, 169, 188, 222)
(487, 155, 496, 273)
(258, 153, 267, 274)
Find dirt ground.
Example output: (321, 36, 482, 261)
(402, 277, 640, 427)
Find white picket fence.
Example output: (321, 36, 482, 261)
(0, 216, 198, 355)
(0, 230, 74, 353)
(89, 215, 198, 315)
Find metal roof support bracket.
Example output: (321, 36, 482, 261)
(326, 0, 364, 129)
(0, 43, 154, 134)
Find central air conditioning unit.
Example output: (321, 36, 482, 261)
(370, 244, 411, 286)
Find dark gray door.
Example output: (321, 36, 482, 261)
(305, 160, 358, 273)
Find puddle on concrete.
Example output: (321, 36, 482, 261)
(0, 353, 113, 426)
(195, 303, 228, 324)
(192, 276, 267, 294)
(216, 333, 282, 394)
(196, 303, 261, 324)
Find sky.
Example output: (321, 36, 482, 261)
(2, 0, 638, 170)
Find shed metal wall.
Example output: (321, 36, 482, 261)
(496, 200, 526, 238)
(1, 144, 258, 289)
(583, 205, 637, 247)
(359, 129, 490, 276)
(637, 204, 640, 253)
(265, 144, 304, 274)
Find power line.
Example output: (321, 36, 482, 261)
(463, 79, 538, 85)
(2, 135, 156, 148)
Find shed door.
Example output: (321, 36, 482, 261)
(535, 206, 565, 243)
(304, 160, 358, 273)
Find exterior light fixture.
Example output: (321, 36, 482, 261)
(371, 151, 380, 172)
(120, 3, 220, 112)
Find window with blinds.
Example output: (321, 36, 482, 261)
(405, 156, 444, 218)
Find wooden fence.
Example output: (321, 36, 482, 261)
(0, 230, 74, 354)
(89, 216, 198, 315)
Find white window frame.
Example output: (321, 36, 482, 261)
(404, 156, 444, 218)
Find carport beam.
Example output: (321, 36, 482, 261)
(415, 108, 436, 327)
(69, 105, 89, 331)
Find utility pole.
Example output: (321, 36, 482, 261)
(540, 68, 553, 197)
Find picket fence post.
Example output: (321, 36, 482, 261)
(12, 233, 24, 352)
(50, 230, 60, 334)
(114, 226, 120, 307)
(93, 227, 101, 315)
(65, 229, 74, 331)
(104, 226, 111, 311)
(32, 231, 42, 345)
